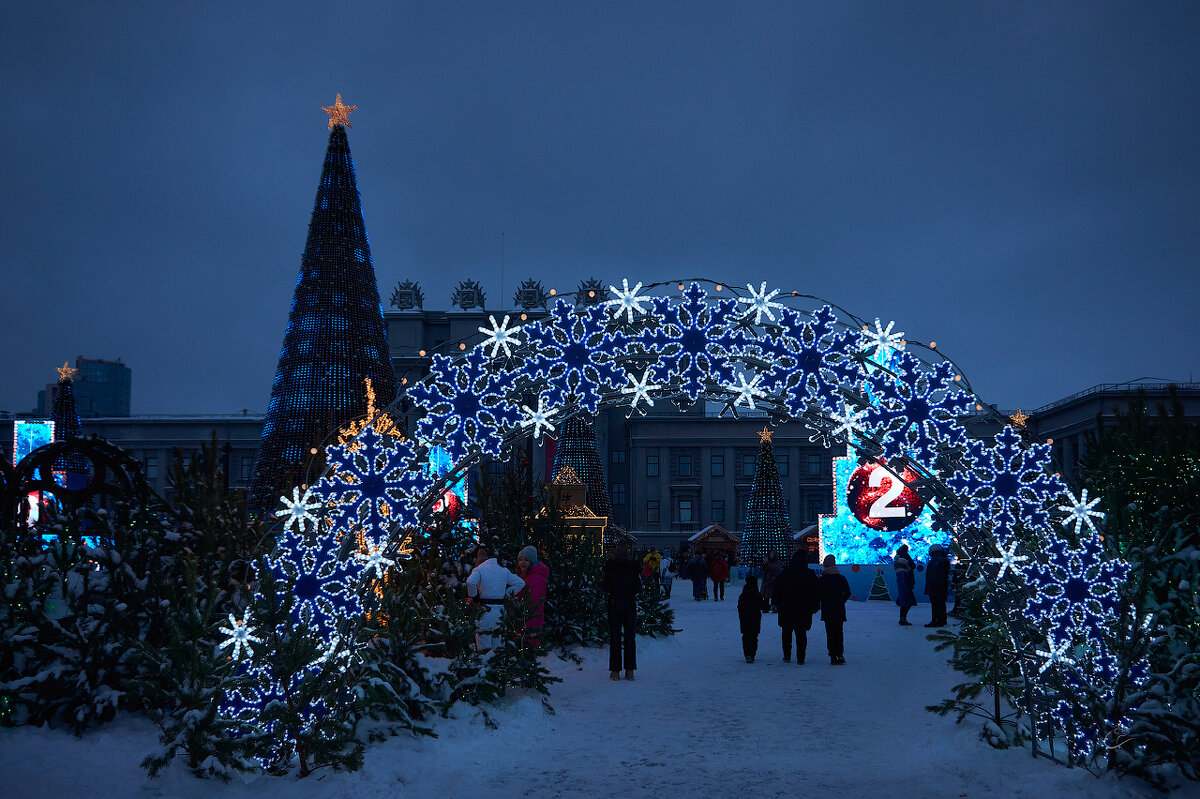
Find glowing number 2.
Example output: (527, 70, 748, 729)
(869, 467, 907, 518)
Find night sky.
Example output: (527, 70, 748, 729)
(3, 2, 1197, 415)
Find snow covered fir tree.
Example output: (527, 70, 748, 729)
(2, 96, 1198, 791)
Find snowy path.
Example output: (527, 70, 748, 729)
(1, 580, 1192, 798)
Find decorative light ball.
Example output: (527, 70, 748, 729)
(678, 283, 685, 290)
(419, 349, 426, 357)
(929, 341, 937, 349)
(520, 313, 528, 321)
(846, 460, 927, 532)
(549, 288, 556, 296)
(716, 284, 723, 291)
(459, 342, 467, 350)
(310, 448, 318, 455)
(588, 290, 596, 297)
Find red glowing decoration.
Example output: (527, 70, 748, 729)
(846, 460, 926, 532)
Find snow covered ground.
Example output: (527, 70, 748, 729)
(2, 580, 1195, 798)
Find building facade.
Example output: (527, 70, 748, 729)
(36, 357, 131, 418)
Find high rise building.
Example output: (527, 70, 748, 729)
(249, 98, 397, 511)
(37, 357, 131, 418)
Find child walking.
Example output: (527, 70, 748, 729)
(737, 574, 769, 663)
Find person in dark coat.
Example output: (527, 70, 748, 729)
(760, 551, 784, 611)
(737, 574, 769, 662)
(924, 544, 951, 628)
(601, 540, 642, 680)
(893, 544, 917, 626)
(709, 551, 730, 601)
(818, 554, 852, 665)
(686, 552, 708, 601)
(772, 551, 821, 663)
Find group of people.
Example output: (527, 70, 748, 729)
(738, 552, 851, 665)
(680, 549, 732, 601)
(464, 544, 550, 651)
(892, 543, 951, 628)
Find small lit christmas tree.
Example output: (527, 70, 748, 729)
(51, 361, 88, 485)
(550, 414, 613, 547)
(738, 426, 791, 566)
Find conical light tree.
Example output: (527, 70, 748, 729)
(551, 414, 613, 542)
(51, 361, 88, 483)
(250, 96, 397, 511)
(738, 426, 791, 566)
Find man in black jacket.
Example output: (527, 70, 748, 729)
(773, 551, 821, 664)
(602, 540, 642, 681)
(924, 544, 951, 627)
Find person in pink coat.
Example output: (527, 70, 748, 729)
(516, 545, 550, 650)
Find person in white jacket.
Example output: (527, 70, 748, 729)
(465, 545, 525, 651)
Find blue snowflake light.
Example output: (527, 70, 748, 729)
(409, 349, 522, 461)
(1023, 534, 1130, 639)
(947, 426, 1065, 533)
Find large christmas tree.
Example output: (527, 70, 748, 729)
(250, 96, 397, 511)
(738, 426, 791, 566)
(51, 361, 88, 484)
(550, 414, 613, 542)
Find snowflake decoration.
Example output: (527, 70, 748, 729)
(1023, 535, 1130, 638)
(519, 395, 558, 440)
(751, 306, 864, 419)
(314, 430, 433, 540)
(218, 607, 264, 661)
(275, 486, 322, 535)
(604, 278, 649, 323)
(947, 426, 1064, 533)
(863, 318, 905, 360)
(829, 401, 869, 443)
(265, 528, 363, 638)
(986, 538, 1030, 581)
(410, 349, 522, 460)
(355, 538, 396, 579)
(864, 355, 974, 469)
(621, 368, 661, 409)
(737, 281, 786, 325)
(477, 314, 523, 358)
(640, 282, 750, 401)
(726, 370, 767, 410)
(521, 302, 627, 412)
(1036, 632, 1076, 674)
(1058, 488, 1105, 536)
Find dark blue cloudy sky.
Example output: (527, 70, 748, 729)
(2, 2, 1197, 415)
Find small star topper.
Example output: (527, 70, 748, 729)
(1009, 409, 1029, 428)
(57, 361, 78, 382)
(757, 426, 774, 444)
(322, 93, 357, 129)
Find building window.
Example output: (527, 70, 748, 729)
(743, 454, 756, 477)
(678, 454, 692, 477)
(240, 456, 253, 480)
(647, 454, 659, 477)
(777, 454, 788, 476)
(807, 453, 822, 476)
(611, 450, 626, 464)
(712, 499, 725, 523)
(807, 497, 824, 522)
(711, 454, 724, 477)
(612, 483, 626, 505)
(646, 500, 660, 524)
(678, 499, 693, 524)
(144, 456, 158, 480)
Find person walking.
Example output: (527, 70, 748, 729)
(601, 540, 642, 681)
(893, 544, 917, 626)
(925, 544, 951, 628)
(465, 545, 525, 652)
(659, 552, 675, 599)
(772, 551, 821, 664)
(687, 551, 708, 601)
(737, 574, 769, 662)
(818, 554, 852, 665)
(709, 551, 730, 601)
(515, 545, 549, 650)
(760, 551, 784, 612)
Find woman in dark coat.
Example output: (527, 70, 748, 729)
(772, 551, 821, 663)
(760, 551, 784, 611)
(893, 544, 917, 626)
(737, 574, 769, 663)
(687, 552, 708, 601)
(924, 544, 951, 628)
(818, 554, 852, 665)
(601, 541, 642, 680)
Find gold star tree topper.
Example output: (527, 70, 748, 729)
(758, 426, 774, 443)
(1009, 409, 1029, 428)
(322, 94, 357, 129)
(57, 361, 78, 382)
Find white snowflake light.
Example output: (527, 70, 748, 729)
(519, 396, 558, 440)
(1036, 633, 1076, 674)
(316, 634, 352, 669)
(1058, 488, 1105, 536)
(218, 607, 264, 662)
(737, 282, 785, 325)
(354, 539, 396, 579)
(986, 538, 1030, 580)
(726, 370, 766, 410)
(621, 368, 661, 409)
(477, 314, 522, 358)
(864, 318, 905, 360)
(604, 278, 649, 323)
(275, 486, 322, 535)
(830, 401, 869, 442)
